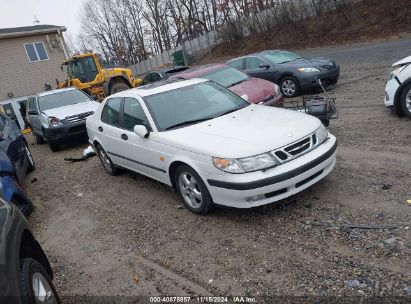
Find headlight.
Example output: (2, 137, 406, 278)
(238, 153, 278, 172)
(213, 153, 279, 173)
(297, 67, 320, 73)
(316, 124, 328, 144)
(389, 66, 404, 79)
(48, 117, 63, 127)
(213, 158, 243, 173)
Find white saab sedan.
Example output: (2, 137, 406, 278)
(86, 79, 337, 214)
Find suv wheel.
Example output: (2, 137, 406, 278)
(399, 83, 411, 119)
(24, 143, 36, 172)
(96, 145, 119, 175)
(32, 132, 45, 144)
(19, 258, 60, 304)
(175, 165, 213, 214)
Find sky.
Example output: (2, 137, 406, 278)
(0, 0, 84, 43)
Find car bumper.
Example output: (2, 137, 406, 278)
(260, 94, 284, 107)
(44, 121, 87, 142)
(298, 68, 340, 90)
(384, 77, 399, 107)
(204, 135, 337, 208)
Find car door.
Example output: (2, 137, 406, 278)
(0, 115, 24, 181)
(97, 97, 126, 167)
(116, 97, 167, 182)
(27, 96, 42, 136)
(244, 56, 273, 81)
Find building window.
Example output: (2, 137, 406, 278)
(24, 42, 49, 62)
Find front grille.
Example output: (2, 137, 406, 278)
(65, 111, 94, 124)
(271, 133, 318, 164)
(69, 124, 86, 133)
(284, 137, 311, 155)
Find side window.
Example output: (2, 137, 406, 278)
(28, 97, 36, 112)
(245, 57, 266, 69)
(151, 73, 162, 82)
(228, 58, 244, 70)
(123, 98, 149, 131)
(101, 97, 122, 127)
(143, 73, 154, 84)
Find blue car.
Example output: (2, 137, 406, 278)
(0, 113, 35, 215)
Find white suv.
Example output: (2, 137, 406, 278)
(86, 79, 337, 214)
(384, 55, 411, 119)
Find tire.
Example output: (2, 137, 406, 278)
(32, 131, 45, 144)
(280, 76, 300, 98)
(175, 165, 213, 215)
(110, 81, 130, 94)
(95, 144, 119, 175)
(19, 258, 60, 304)
(48, 141, 60, 152)
(399, 83, 411, 119)
(24, 143, 36, 172)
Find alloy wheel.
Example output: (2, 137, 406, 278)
(405, 89, 411, 111)
(178, 172, 203, 209)
(281, 80, 296, 97)
(99, 149, 112, 171)
(32, 272, 58, 304)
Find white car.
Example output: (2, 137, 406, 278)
(27, 88, 100, 151)
(384, 55, 411, 119)
(86, 79, 337, 214)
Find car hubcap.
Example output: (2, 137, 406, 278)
(406, 89, 411, 111)
(99, 150, 112, 171)
(178, 172, 202, 209)
(32, 272, 57, 304)
(25, 145, 34, 166)
(282, 80, 296, 97)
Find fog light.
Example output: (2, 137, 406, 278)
(245, 194, 265, 202)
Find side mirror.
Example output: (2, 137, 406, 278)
(259, 63, 270, 69)
(134, 125, 149, 138)
(28, 109, 38, 115)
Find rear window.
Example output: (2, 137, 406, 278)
(38, 90, 92, 111)
(165, 67, 189, 75)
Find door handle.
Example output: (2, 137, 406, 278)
(121, 134, 128, 140)
(98, 126, 103, 132)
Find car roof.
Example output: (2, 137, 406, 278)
(37, 87, 77, 97)
(118, 78, 209, 97)
(227, 50, 285, 61)
(173, 63, 228, 78)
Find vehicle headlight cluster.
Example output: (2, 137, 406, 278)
(48, 116, 63, 127)
(389, 66, 404, 80)
(315, 124, 328, 144)
(213, 152, 279, 174)
(213, 125, 329, 174)
(272, 83, 281, 96)
(297, 67, 320, 73)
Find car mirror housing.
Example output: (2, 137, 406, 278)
(27, 110, 38, 115)
(134, 125, 149, 138)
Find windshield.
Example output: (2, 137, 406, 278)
(39, 90, 92, 111)
(144, 82, 249, 131)
(202, 67, 249, 88)
(263, 51, 303, 64)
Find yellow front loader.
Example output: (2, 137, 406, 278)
(57, 53, 142, 101)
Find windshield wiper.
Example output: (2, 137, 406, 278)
(227, 79, 246, 87)
(165, 117, 213, 130)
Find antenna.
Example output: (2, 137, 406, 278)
(33, 15, 40, 24)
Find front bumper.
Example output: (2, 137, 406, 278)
(384, 77, 400, 107)
(204, 135, 337, 208)
(43, 121, 87, 142)
(298, 67, 340, 90)
(261, 94, 284, 107)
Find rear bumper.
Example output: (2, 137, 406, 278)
(205, 136, 337, 208)
(44, 121, 87, 142)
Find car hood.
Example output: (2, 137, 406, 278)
(155, 105, 321, 158)
(393, 55, 411, 66)
(42, 101, 100, 120)
(229, 77, 276, 104)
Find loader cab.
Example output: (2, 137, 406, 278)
(64, 55, 100, 83)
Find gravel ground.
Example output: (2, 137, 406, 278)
(24, 39, 410, 301)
